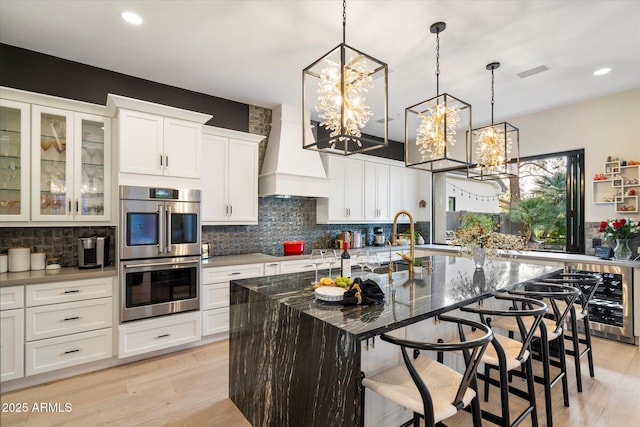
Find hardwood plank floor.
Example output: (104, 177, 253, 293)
(1, 336, 638, 426)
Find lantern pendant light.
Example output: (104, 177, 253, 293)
(303, 0, 388, 155)
(467, 62, 520, 180)
(405, 22, 471, 171)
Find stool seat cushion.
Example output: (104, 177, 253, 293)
(555, 300, 587, 320)
(483, 333, 530, 371)
(362, 355, 475, 422)
(491, 316, 562, 341)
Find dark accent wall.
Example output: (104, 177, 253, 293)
(0, 43, 248, 132)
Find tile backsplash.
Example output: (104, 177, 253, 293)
(0, 226, 116, 267)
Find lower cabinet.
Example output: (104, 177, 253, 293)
(201, 263, 264, 336)
(23, 277, 114, 376)
(118, 311, 201, 358)
(25, 329, 113, 376)
(279, 259, 317, 274)
(1, 306, 24, 382)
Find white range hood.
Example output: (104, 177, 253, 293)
(259, 105, 329, 198)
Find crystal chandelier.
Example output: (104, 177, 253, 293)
(303, 0, 388, 155)
(468, 62, 519, 180)
(405, 22, 471, 171)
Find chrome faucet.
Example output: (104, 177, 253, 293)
(392, 210, 415, 279)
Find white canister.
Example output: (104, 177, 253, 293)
(0, 254, 7, 273)
(8, 247, 31, 272)
(31, 252, 46, 271)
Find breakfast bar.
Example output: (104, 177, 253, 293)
(228, 255, 560, 426)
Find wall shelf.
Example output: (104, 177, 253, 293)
(592, 161, 639, 213)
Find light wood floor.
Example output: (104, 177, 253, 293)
(1, 336, 638, 426)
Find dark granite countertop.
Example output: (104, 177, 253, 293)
(231, 255, 560, 339)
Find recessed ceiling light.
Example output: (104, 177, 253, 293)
(593, 67, 611, 76)
(122, 11, 142, 25)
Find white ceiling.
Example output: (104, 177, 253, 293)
(1, 0, 639, 142)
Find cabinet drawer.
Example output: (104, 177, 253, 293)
(26, 298, 113, 341)
(1, 286, 24, 310)
(26, 277, 113, 306)
(202, 307, 229, 336)
(25, 328, 113, 376)
(280, 259, 317, 274)
(203, 263, 264, 283)
(264, 262, 281, 276)
(118, 312, 201, 358)
(202, 283, 229, 310)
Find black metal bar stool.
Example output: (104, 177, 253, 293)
(538, 272, 600, 392)
(489, 282, 580, 427)
(361, 315, 493, 427)
(460, 295, 548, 427)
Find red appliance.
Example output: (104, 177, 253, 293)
(283, 241, 305, 255)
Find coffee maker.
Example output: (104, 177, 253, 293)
(78, 236, 110, 269)
(373, 227, 385, 246)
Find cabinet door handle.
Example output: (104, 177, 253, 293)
(64, 316, 80, 321)
(156, 333, 171, 339)
(62, 349, 80, 355)
(75, 200, 79, 213)
(68, 200, 72, 212)
(230, 272, 242, 275)
(165, 155, 169, 167)
(160, 155, 163, 166)
(229, 205, 233, 215)
(63, 289, 80, 294)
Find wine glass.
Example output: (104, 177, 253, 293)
(309, 249, 325, 284)
(85, 165, 97, 189)
(367, 253, 381, 277)
(356, 251, 369, 277)
(325, 250, 339, 277)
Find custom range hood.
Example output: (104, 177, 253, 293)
(259, 105, 329, 198)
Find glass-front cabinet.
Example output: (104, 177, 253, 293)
(31, 105, 110, 222)
(0, 99, 30, 222)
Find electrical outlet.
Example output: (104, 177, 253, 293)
(592, 238, 602, 248)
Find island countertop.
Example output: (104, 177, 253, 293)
(229, 255, 560, 427)
(231, 256, 560, 339)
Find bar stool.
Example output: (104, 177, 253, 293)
(361, 315, 492, 427)
(489, 282, 580, 427)
(539, 272, 600, 392)
(460, 295, 548, 427)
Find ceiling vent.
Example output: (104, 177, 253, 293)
(517, 65, 550, 79)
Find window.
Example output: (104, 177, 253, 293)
(432, 150, 585, 253)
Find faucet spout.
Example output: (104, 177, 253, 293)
(384, 240, 394, 280)
(392, 210, 415, 279)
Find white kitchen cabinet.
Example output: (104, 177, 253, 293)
(201, 126, 262, 225)
(106, 94, 212, 183)
(24, 277, 114, 376)
(1, 87, 112, 225)
(31, 105, 111, 222)
(279, 258, 317, 274)
(118, 311, 200, 359)
(116, 109, 202, 179)
(317, 155, 365, 223)
(365, 162, 390, 221)
(1, 286, 25, 382)
(201, 263, 264, 336)
(0, 99, 30, 222)
(389, 166, 418, 223)
(264, 261, 281, 276)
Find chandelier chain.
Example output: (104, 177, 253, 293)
(435, 31, 440, 95)
(342, 0, 346, 44)
(491, 67, 495, 125)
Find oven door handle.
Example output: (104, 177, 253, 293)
(123, 259, 200, 269)
(158, 204, 165, 254)
(166, 205, 172, 253)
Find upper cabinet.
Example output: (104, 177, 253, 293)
(31, 106, 111, 222)
(201, 126, 263, 225)
(106, 94, 212, 185)
(317, 154, 430, 224)
(316, 155, 364, 223)
(1, 87, 113, 224)
(0, 99, 30, 222)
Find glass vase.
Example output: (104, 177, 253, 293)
(473, 247, 486, 269)
(613, 239, 632, 261)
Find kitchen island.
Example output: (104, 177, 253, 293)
(229, 255, 560, 427)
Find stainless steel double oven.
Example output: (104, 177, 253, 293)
(119, 185, 201, 322)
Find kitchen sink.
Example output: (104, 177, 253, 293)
(372, 261, 410, 275)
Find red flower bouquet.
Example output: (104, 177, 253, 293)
(599, 218, 639, 241)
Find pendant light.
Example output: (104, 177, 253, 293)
(405, 22, 471, 171)
(303, 0, 388, 155)
(467, 62, 519, 180)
